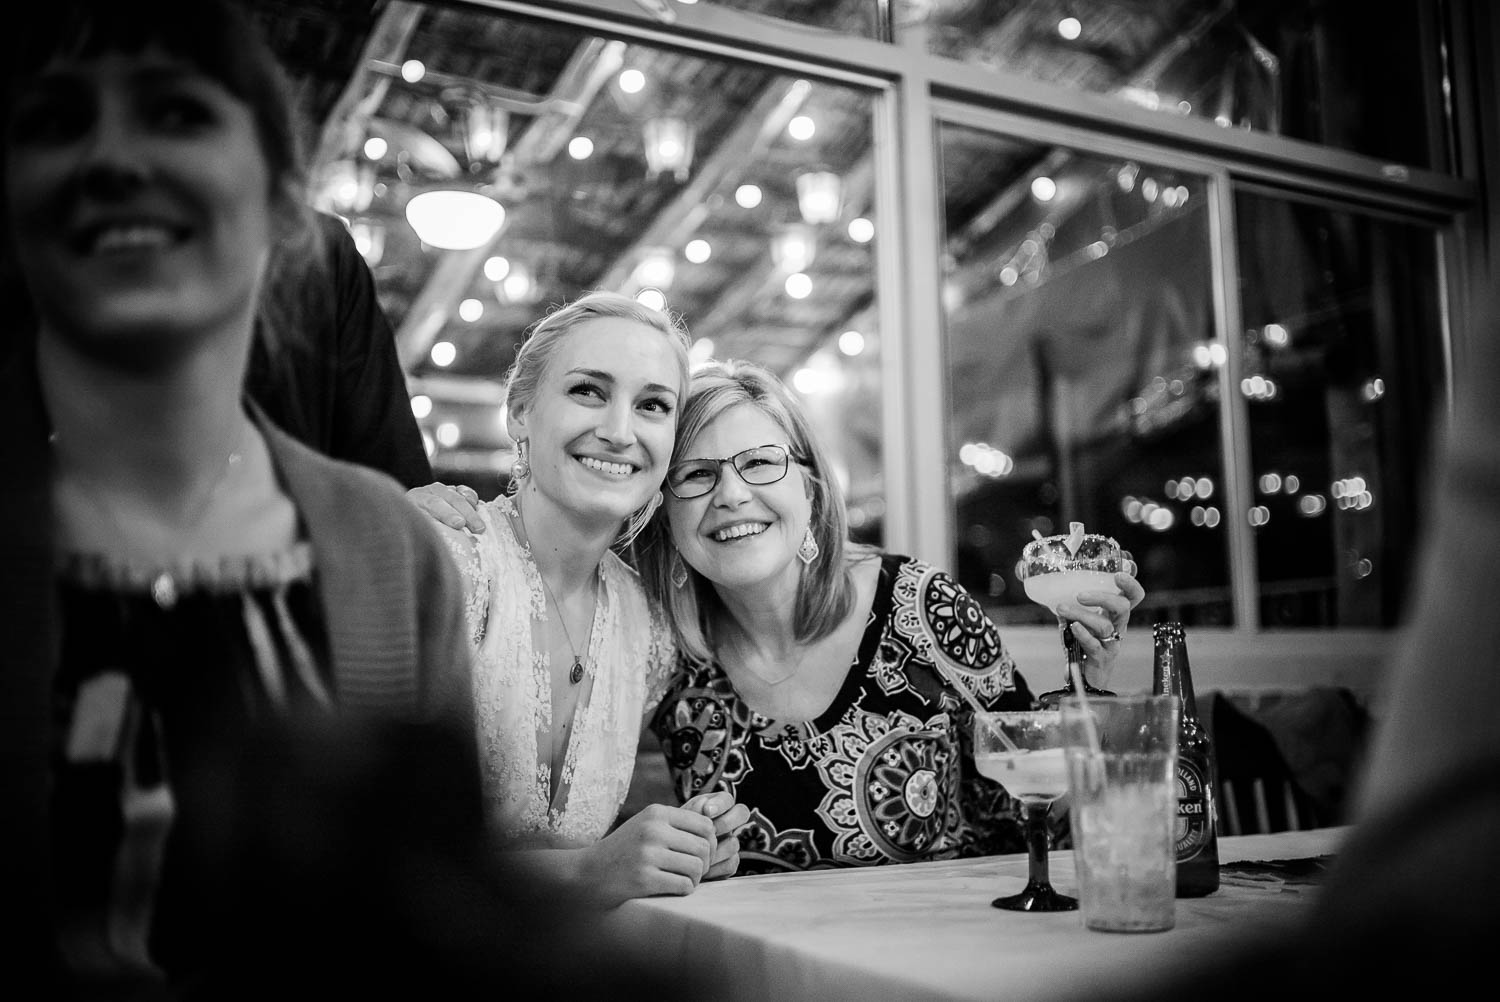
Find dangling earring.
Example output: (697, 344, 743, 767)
(797, 526, 820, 565)
(507, 440, 530, 495)
(617, 490, 663, 548)
(670, 550, 689, 588)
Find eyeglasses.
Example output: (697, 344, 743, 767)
(666, 444, 798, 499)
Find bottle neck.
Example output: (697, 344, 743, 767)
(1151, 624, 1200, 720)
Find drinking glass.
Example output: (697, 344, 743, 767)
(1016, 523, 1135, 708)
(1061, 694, 1180, 932)
(972, 710, 1077, 912)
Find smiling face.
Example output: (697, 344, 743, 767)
(666, 402, 812, 597)
(509, 316, 682, 530)
(4, 48, 274, 361)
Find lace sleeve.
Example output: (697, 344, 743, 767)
(436, 524, 489, 650)
(641, 598, 680, 718)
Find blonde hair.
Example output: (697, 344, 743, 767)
(635, 358, 856, 663)
(504, 290, 691, 430)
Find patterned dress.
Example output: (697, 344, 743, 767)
(652, 553, 1036, 874)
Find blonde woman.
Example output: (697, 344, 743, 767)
(412, 292, 746, 906)
(638, 360, 1144, 874)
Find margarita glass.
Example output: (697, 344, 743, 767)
(1017, 523, 1135, 709)
(973, 710, 1077, 912)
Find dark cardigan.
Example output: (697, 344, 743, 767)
(0, 354, 478, 980)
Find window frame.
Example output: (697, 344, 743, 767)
(462, 0, 1488, 695)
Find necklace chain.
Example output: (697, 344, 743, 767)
(721, 623, 800, 686)
(51, 423, 245, 610)
(512, 501, 598, 685)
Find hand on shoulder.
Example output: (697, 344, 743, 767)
(407, 481, 486, 533)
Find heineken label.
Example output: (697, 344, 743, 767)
(1174, 758, 1213, 859)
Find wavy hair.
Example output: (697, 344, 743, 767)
(635, 358, 856, 664)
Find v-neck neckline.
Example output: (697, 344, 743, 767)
(504, 504, 608, 813)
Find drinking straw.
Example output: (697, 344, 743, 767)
(1067, 636, 1103, 756)
(954, 681, 1022, 753)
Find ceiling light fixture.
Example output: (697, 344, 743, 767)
(319, 158, 376, 216)
(771, 224, 817, 274)
(348, 219, 385, 267)
(498, 261, 537, 304)
(460, 93, 508, 166)
(634, 249, 677, 289)
(643, 116, 695, 181)
(796, 170, 842, 225)
(405, 189, 505, 250)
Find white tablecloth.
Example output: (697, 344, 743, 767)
(607, 827, 1346, 1002)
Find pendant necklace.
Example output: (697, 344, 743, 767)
(512, 502, 599, 685)
(51, 424, 245, 610)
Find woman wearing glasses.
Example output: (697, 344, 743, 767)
(635, 359, 1144, 873)
(407, 291, 747, 907)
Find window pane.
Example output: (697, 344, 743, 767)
(1235, 193, 1444, 626)
(938, 123, 1230, 626)
(703, 0, 884, 39)
(261, 1, 883, 515)
(911, 0, 1439, 169)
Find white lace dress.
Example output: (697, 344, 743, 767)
(436, 495, 676, 847)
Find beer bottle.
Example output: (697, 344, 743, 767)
(1151, 622, 1220, 896)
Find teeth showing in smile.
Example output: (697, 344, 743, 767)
(92, 225, 175, 253)
(579, 456, 633, 476)
(713, 522, 768, 542)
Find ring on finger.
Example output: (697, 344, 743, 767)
(1102, 630, 1122, 644)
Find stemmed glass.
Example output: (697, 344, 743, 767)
(1016, 522, 1135, 709)
(973, 710, 1077, 912)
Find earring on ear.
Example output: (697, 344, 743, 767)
(797, 526, 820, 565)
(670, 550, 689, 589)
(508, 440, 530, 494)
(618, 490, 664, 548)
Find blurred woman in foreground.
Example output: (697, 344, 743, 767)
(0, 2, 488, 994)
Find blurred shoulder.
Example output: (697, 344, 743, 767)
(259, 417, 434, 538)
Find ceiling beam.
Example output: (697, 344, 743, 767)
(596, 77, 813, 292)
(311, 0, 426, 166)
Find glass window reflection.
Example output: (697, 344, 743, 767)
(704, 0, 885, 38)
(911, 0, 1440, 170)
(1236, 193, 1444, 627)
(938, 124, 1228, 625)
(283, 2, 882, 506)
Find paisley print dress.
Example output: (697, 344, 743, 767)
(651, 553, 1036, 874)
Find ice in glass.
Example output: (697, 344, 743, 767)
(1061, 695, 1180, 932)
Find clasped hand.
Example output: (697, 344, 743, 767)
(581, 792, 748, 907)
